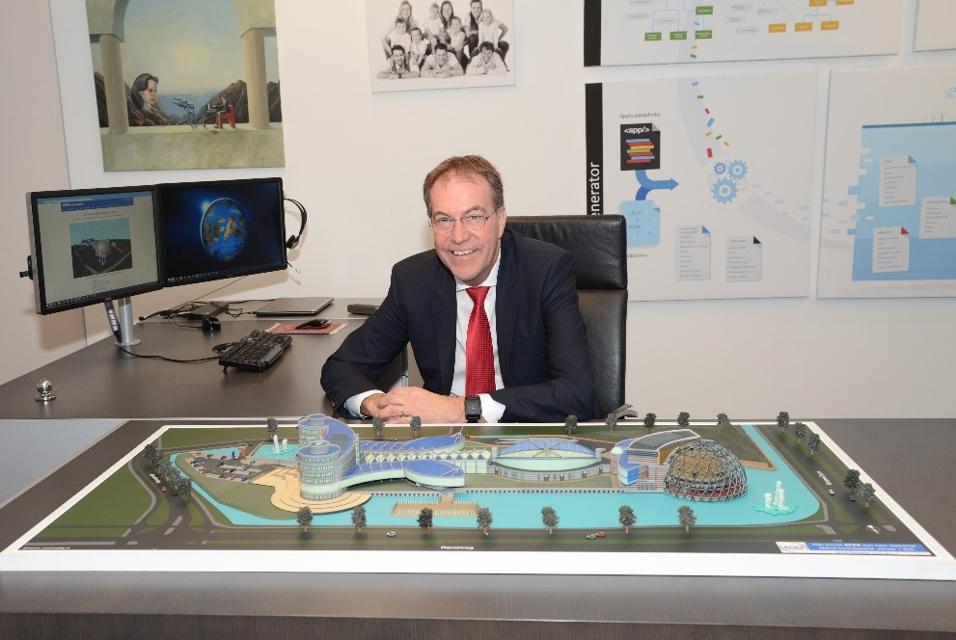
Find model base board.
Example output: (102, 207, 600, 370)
(2, 418, 953, 580)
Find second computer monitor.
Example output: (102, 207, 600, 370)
(158, 177, 287, 287)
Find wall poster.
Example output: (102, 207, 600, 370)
(586, 72, 816, 301)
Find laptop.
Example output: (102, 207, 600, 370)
(255, 297, 334, 317)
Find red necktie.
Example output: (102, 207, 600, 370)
(465, 286, 495, 395)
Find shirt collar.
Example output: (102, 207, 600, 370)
(454, 250, 501, 292)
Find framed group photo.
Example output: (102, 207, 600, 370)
(366, 0, 515, 92)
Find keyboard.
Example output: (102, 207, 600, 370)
(218, 330, 292, 372)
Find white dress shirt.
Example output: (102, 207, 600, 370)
(345, 254, 507, 423)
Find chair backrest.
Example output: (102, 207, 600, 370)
(507, 215, 627, 417)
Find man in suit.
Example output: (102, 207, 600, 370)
(320, 155, 595, 423)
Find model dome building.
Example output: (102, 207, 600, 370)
(663, 440, 747, 502)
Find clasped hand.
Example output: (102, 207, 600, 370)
(361, 387, 466, 424)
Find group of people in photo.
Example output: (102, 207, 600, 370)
(377, 0, 510, 79)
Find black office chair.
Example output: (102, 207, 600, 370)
(506, 215, 627, 417)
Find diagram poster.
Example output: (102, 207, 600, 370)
(585, 72, 816, 301)
(584, 0, 900, 66)
(818, 67, 956, 298)
(914, 0, 956, 52)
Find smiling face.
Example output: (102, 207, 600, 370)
(435, 47, 448, 66)
(391, 47, 407, 69)
(470, 1, 482, 18)
(429, 172, 506, 286)
(480, 9, 493, 24)
(450, 16, 462, 33)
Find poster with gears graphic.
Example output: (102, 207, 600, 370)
(585, 72, 816, 300)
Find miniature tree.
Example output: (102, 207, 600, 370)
(677, 411, 690, 428)
(417, 507, 434, 534)
(144, 443, 159, 470)
(776, 411, 790, 431)
(564, 415, 578, 435)
(678, 505, 697, 534)
(476, 507, 493, 536)
(618, 505, 636, 534)
(793, 422, 808, 444)
(351, 505, 367, 534)
(806, 433, 821, 457)
(410, 416, 422, 437)
(843, 469, 861, 495)
(606, 413, 618, 431)
(643, 412, 657, 431)
(541, 506, 559, 535)
(716, 412, 729, 426)
(297, 506, 314, 533)
(176, 477, 192, 501)
(372, 417, 385, 440)
(266, 417, 279, 440)
(858, 482, 876, 508)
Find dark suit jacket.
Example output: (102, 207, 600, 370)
(320, 228, 596, 422)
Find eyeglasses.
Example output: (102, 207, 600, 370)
(429, 209, 498, 234)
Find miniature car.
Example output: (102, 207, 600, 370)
(160, 486, 167, 493)
(594, 531, 607, 538)
(848, 494, 856, 501)
(385, 530, 397, 537)
(828, 488, 836, 495)
(585, 533, 597, 540)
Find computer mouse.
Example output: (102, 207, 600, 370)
(202, 316, 222, 333)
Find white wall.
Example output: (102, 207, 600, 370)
(3, 0, 955, 419)
(0, 1, 87, 387)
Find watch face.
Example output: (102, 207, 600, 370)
(465, 396, 481, 422)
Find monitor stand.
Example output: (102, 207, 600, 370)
(105, 297, 140, 347)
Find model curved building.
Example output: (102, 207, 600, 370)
(663, 439, 747, 502)
(295, 414, 465, 500)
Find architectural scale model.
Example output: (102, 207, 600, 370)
(2, 412, 952, 579)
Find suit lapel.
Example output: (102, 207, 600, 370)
(496, 230, 518, 386)
(430, 258, 457, 393)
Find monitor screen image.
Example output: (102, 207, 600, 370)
(27, 187, 162, 314)
(158, 177, 287, 287)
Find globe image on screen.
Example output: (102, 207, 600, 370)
(200, 198, 248, 262)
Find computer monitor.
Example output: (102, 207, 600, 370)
(26, 186, 163, 315)
(157, 177, 287, 287)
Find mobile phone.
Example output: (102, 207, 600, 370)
(346, 303, 379, 316)
(295, 318, 330, 330)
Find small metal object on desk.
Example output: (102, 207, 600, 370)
(35, 379, 56, 403)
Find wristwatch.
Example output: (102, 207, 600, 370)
(464, 395, 482, 423)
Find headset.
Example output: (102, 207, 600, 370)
(283, 196, 308, 250)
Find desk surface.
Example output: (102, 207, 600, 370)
(0, 419, 954, 639)
(0, 298, 392, 420)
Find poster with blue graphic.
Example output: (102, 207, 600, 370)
(819, 67, 956, 298)
(586, 72, 816, 300)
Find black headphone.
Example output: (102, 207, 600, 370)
(283, 196, 307, 250)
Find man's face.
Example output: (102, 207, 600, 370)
(435, 48, 448, 66)
(429, 172, 506, 286)
(140, 79, 158, 106)
(392, 49, 406, 68)
(480, 47, 493, 63)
